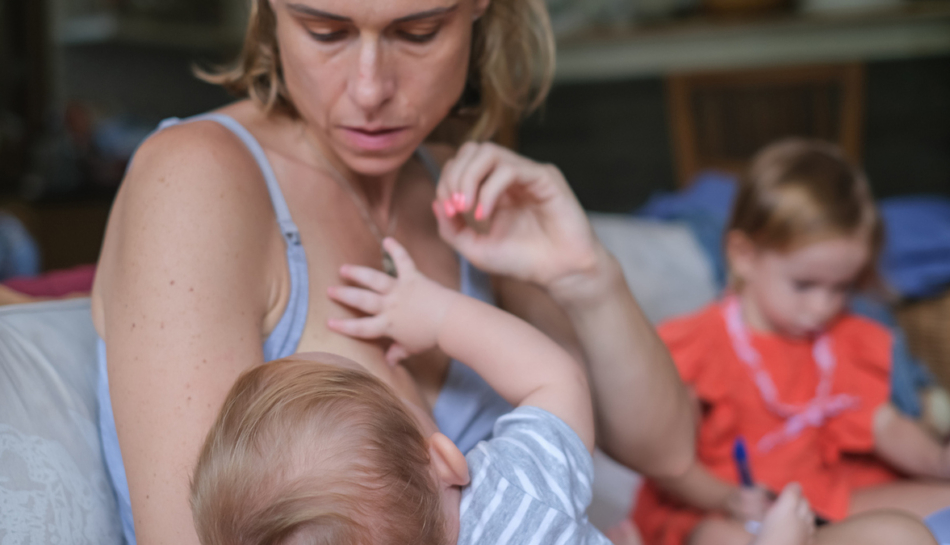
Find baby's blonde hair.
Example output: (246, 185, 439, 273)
(727, 138, 883, 287)
(191, 357, 445, 545)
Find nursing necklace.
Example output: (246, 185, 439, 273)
(722, 295, 860, 453)
(306, 135, 399, 277)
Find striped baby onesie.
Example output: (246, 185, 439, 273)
(458, 406, 610, 545)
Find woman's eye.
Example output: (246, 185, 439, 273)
(793, 281, 816, 292)
(307, 29, 348, 42)
(396, 28, 439, 43)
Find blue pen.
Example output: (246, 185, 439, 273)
(733, 436, 762, 534)
(733, 436, 755, 488)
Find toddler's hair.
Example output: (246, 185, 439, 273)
(190, 357, 445, 545)
(727, 138, 883, 285)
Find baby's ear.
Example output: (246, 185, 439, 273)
(427, 433, 470, 487)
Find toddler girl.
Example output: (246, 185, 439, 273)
(631, 139, 949, 545)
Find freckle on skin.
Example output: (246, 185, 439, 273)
(169, 280, 175, 286)
(160, 322, 165, 329)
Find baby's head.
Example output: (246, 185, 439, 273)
(726, 138, 882, 337)
(191, 354, 468, 545)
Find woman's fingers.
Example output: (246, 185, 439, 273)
(438, 142, 481, 216)
(326, 315, 388, 339)
(454, 145, 507, 214)
(339, 264, 395, 293)
(473, 162, 523, 221)
(327, 286, 384, 315)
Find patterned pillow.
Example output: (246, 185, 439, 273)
(0, 298, 122, 545)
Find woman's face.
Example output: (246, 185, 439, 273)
(271, 0, 489, 176)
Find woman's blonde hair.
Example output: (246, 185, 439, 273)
(726, 138, 884, 287)
(191, 357, 445, 545)
(198, 0, 555, 142)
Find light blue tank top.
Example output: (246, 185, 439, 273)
(96, 113, 511, 545)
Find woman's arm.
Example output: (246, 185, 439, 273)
(93, 122, 282, 545)
(497, 260, 695, 477)
(434, 142, 694, 478)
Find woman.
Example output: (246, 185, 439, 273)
(91, 1, 694, 544)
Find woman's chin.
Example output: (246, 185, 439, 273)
(342, 151, 417, 178)
(335, 143, 422, 178)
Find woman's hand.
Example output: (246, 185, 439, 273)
(434, 142, 602, 290)
(327, 238, 458, 365)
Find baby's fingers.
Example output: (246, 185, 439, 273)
(327, 315, 389, 340)
(340, 264, 396, 293)
(382, 238, 417, 276)
(327, 286, 384, 315)
(385, 342, 410, 366)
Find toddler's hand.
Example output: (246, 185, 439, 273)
(326, 238, 458, 365)
(752, 483, 816, 545)
(724, 485, 774, 524)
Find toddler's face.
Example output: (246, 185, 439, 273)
(738, 235, 870, 337)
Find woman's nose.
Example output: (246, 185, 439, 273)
(348, 37, 395, 114)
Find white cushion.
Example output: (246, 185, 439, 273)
(0, 298, 122, 545)
(591, 213, 718, 325)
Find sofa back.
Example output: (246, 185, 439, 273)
(0, 297, 123, 545)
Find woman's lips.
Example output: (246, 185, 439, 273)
(340, 126, 408, 152)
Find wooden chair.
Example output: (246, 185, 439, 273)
(667, 63, 865, 187)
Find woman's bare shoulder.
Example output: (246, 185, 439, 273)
(116, 116, 276, 233)
(93, 115, 280, 330)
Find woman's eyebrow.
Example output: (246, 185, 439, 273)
(285, 3, 459, 24)
(286, 3, 349, 21)
(393, 4, 460, 23)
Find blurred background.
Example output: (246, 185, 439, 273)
(0, 0, 948, 270)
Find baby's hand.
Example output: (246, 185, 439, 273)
(327, 238, 458, 365)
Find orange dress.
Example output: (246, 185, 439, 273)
(633, 302, 899, 545)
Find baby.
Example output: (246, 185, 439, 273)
(190, 237, 607, 544)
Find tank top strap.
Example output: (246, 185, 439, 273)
(158, 113, 301, 245)
(155, 113, 308, 360)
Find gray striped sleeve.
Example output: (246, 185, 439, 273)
(457, 407, 610, 545)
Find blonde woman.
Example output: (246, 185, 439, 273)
(91, 1, 694, 544)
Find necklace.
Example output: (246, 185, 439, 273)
(721, 295, 860, 452)
(305, 134, 399, 277)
